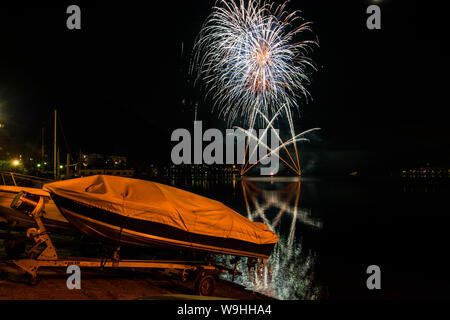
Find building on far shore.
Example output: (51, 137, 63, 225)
(81, 154, 127, 168)
(75, 153, 134, 178)
(400, 164, 450, 178)
(78, 168, 134, 177)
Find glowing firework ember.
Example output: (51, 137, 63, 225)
(192, 0, 318, 126)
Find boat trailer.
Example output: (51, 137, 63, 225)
(7, 191, 242, 296)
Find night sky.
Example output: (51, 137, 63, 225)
(0, 1, 447, 175)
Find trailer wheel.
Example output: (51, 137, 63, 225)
(195, 274, 216, 296)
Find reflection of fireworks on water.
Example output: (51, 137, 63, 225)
(248, 237, 320, 300)
(192, 0, 319, 175)
(219, 181, 323, 299)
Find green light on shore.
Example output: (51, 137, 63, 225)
(59, 165, 63, 169)
(37, 163, 41, 168)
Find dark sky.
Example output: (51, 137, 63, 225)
(0, 1, 447, 175)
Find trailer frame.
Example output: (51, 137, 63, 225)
(8, 191, 241, 296)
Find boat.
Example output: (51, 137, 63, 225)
(0, 172, 72, 233)
(43, 175, 279, 259)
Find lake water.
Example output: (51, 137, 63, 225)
(161, 175, 450, 300)
(2, 173, 448, 299)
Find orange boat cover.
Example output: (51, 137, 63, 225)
(43, 175, 278, 246)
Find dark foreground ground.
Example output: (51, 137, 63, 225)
(0, 228, 274, 300)
(0, 261, 272, 300)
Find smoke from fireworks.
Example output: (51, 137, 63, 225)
(192, 0, 318, 126)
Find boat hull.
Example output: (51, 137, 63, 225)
(51, 193, 275, 259)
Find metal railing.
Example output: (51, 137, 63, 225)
(0, 171, 55, 189)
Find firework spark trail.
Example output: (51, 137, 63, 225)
(240, 107, 321, 175)
(192, 0, 317, 126)
(235, 126, 305, 174)
(235, 126, 321, 175)
(244, 106, 300, 173)
(245, 106, 296, 170)
(192, 0, 319, 175)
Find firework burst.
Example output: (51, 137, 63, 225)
(192, 0, 318, 126)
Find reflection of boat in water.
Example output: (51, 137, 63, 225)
(43, 175, 279, 259)
(0, 172, 72, 233)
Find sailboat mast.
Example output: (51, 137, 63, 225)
(54, 109, 57, 180)
(41, 127, 45, 172)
